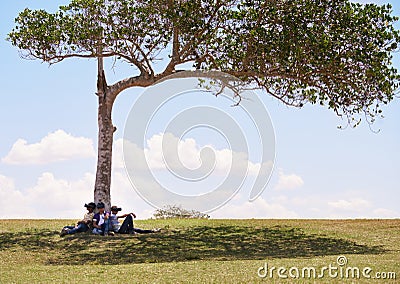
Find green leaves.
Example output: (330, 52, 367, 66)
(204, 0, 400, 125)
(7, 0, 400, 125)
(8, 0, 175, 67)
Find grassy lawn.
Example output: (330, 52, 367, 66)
(0, 219, 398, 283)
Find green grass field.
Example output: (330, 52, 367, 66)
(0, 219, 398, 283)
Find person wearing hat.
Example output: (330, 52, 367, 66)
(92, 202, 111, 236)
(109, 205, 159, 234)
(60, 202, 95, 237)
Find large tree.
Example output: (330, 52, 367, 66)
(8, 0, 400, 210)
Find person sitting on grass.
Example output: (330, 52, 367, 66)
(92, 202, 110, 236)
(109, 205, 160, 234)
(60, 202, 95, 237)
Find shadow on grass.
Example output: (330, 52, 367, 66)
(0, 225, 383, 265)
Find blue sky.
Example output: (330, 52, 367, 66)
(0, 0, 399, 219)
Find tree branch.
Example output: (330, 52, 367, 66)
(108, 74, 158, 102)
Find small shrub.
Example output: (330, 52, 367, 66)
(153, 205, 210, 219)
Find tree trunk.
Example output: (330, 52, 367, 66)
(91, 50, 163, 210)
(94, 55, 114, 211)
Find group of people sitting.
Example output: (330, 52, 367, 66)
(60, 202, 160, 237)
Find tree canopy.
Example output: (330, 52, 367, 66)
(8, 0, 400, 124)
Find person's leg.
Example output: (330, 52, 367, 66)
(101, 220, 110, 235)
(92, 228, 103, 235)
(133, 228, 154, 234)
(66, 227, 78, 234)
(66, 223, 87, 234)
(76, 223, 89, 233)
(111, 224, 120, 233)
(126, 215, 134, 233)
(63, 225, 75, 230)
(104, 220, 109, 235)
(118, 215, 133, 234)
(60, 225, 75, 236)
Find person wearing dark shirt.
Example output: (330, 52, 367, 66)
(92, 202, 110, 236)
(109, 205, 160, 234)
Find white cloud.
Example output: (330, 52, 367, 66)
(274, 169, 304, 191)
(212, 195, 298, 219)
(2, 129, 95, 165)
(144, 133, 231, 172)
(0, 172, 94, 219)
(328, 198, 371, 212)
(25, 172, 95, 217)
(0, 168, 154, 219)
(1, 170, 399, 219)
(1, 131, 397, 219)
(121, 133, 265, 176)
(372, 208, 400, 218)
(0, 174, 14, 190)
(259, 190, 399, 219)
(0, 175, 28, 218)
(112, 138, 126, 169)
(117, 133, 273, 208)
(110, 170, 155, 219)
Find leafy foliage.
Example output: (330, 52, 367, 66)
(153, 205, 210, 219)
(208, 0, 400, 125)
(8, 0, 400, 125)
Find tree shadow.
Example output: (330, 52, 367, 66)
(0, 225, 384, 265)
